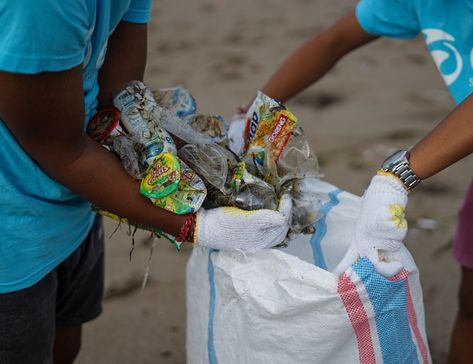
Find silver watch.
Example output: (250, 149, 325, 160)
(381, 150, 421, 192)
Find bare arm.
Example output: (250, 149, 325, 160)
(409, 93, 473, 180)
(261, 10, 377, 103)
(0, 22, 187, 237)
(98, 21, 148, 108)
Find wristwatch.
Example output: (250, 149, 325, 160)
(380, 150, 422, 192)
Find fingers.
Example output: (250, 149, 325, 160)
(247, 195, 293, 228)
(333, 245, 404, 278)
(358, 210, 407, 246)
(373, 260, 404, 277)
(262, 225, 290, 249)
(356, 195, 408, 251)
(366, 249, 404, 277)
(257, 209, 290, 227)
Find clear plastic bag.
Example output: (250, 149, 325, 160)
(277, 126, 320, 185)
(184, 113, 229, 145)
(178, 144, 236, 194)
(154, 85, 197, 118)
(110, 135, 146, 179)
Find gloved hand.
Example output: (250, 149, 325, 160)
(194, 194, 292, 251)
(334, 174, 408, 277)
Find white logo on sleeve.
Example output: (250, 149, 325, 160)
(422, 28, 463, 86)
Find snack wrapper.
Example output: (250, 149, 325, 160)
(247, 107, 297, 163)
(140, 152, 181, 199)
(244, 93, 298, 173)
(243, 90, 281, 151)
(150, 158, 207, 215)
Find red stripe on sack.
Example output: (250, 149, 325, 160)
(387, 269, 408, 282)
(388, 269, 429, 364)
(338, 273, 376, 364)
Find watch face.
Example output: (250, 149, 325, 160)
(382, 150, 408, 169)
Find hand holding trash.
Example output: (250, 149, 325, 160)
(334, 173, 408, 277)
(89, 83, 318, 251)
(194, 194, 292, 251)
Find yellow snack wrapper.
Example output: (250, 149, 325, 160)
(140, 152, 181, 199)
(245, 104, 298, 171)
(150, 158, 207, 214)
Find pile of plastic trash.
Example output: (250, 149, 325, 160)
(87, 81, 321, 249)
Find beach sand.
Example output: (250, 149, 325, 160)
(76, 0, 473, 363)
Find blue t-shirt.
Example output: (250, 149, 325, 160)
(0, 0, 152, 293)
(356, 0, 473, 105)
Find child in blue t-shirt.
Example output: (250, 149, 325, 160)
(0, 1, 292, 362)
(259, 0, 473, 361)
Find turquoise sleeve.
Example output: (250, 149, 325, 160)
(356, 0, 420, 39)
(123, 0, 153, 24)
(0, 0, 90, 74)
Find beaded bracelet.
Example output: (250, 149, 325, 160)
(176, 213, 196, 243)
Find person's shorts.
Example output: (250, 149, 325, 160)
(454, 179, 473, 269)
(0, 215, 104, 364)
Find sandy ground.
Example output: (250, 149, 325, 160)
(76, 0, 473, 363)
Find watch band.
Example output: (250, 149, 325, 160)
(381, 150, 421, 192)
(384, 161, 421, 191)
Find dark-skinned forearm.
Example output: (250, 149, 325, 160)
(0, 65, 186, 238)
(98, 21, 148, 109)
(45, 135, 187, 236)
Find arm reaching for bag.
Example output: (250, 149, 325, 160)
(261, 10, 377, 103)
(334, 174, 408, 277)
(0, 18, 292, 248)
(335, 93, 473, 277)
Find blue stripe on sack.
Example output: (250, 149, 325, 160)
(207, 249, 218, 364)
(353, 257, 419, 364)
(310, 188, 342, 269)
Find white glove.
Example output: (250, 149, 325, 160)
(194, 194, 292, 251)
(334, 174, 408, 277)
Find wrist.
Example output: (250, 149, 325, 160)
(368, 174, 408, 202)
(175, 213, 196, 244)
(380, 149, 422, 192)
(376, 170, 409, 194)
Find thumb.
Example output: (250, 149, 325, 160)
(366, 249, 404, 278)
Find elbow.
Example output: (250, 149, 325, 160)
(37, 134, 91, 180)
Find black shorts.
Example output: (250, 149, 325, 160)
(0, 215, 104, 364)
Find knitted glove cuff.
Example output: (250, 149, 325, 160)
(365, 174, 407, 202)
